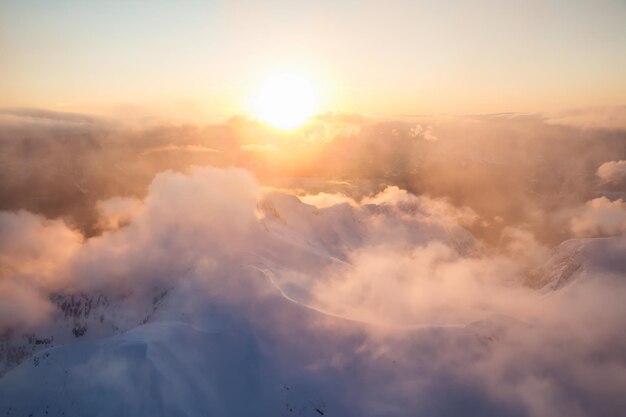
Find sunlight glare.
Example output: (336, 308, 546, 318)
(253, 72, 319, 130)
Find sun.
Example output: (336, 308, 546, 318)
(253, 72, 319, 130)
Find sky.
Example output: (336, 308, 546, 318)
(1, 0, 626, 120)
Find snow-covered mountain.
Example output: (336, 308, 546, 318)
(0, 289, 171, 376)
(1, 188, 480, 375)
(1, 173, 625, 417)
(530, 235, 626, 292)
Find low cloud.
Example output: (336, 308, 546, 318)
(0, 107, 99, 125)
(95, 197, 144, 231)
(141, 144, 220, 156)
(298, 192, 357, 208)
(597, 160, 626, 184)
(1, 108, 626, 415)
(546, 106, 626, 130)
(2, 106, 625, 247)
(239, 143, 278, 153)
(0, 211, 82, 329)
(570, 197, 626, 237)
(312, 242, 534, 326)
(363, 186, 480, 228)
(408, 124, 438, 141)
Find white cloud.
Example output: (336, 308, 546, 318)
(571, 197, 626, 237)
(96, 197, 144, 231)
(597, 160, 626, 184)
(1, 167, 625, 416)
(0, 211, 82, 328)
(298, 192, 357, 208)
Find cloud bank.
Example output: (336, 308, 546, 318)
(0, 107, 625, 416)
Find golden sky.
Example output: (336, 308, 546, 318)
(1, 0, 625, 121)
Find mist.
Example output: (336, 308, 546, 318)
(1, 107, 625, 415)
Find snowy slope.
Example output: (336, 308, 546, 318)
(0, 307, 504, 417)
(0, 189, 495, 417)
(0, 321, 291, 417)
(4, 186, 624, 417)
(0, 288, 172, 376)
(531, 235, 626, 291)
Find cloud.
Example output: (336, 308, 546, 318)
(570, 197, 626, 237)
(0, 166, 625, 416)
(0, 279, 55, 332)
(546, 106, 626, 130)
(408, 124, 438, 141)
(297, 192, 357, 208)
(239, 143, 278, 153)
(0, 107, 99, 125)
(95, 197, 144, 231)
(1, 107, 626, 415)
(0, 169, 486, 331)
(0, 211, 82, 328)
(312, 242, 534, 326)
(597, 160, 626, 184)
(0, 166, 262, 330)
(141, 144, 220, 156)
(1, 106, 625, 249)
(363, 186, 480, 228)
(0, 211, 82, 283)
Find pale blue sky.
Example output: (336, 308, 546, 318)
(1, 0, 625, 119)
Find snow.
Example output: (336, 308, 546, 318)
(2, 184, 626, 416)
(532, 235, 626, 292)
